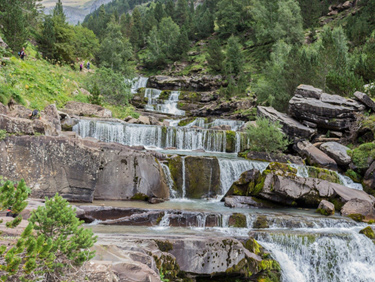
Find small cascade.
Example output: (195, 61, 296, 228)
(129, 77, 149, 94)
(184, 118, 245, 131)
(257, 230, 375, 282)
(338, 174, 363, 190)
(196, 213, 207, 228)
(73, 119, 244, 152)
(218, 159, 269, 195)
(182, 157, 186, 198)
(164, 119, 181, 127)
(235, 132, 241, 153)
(221, 214, 230, 228)
(145, 88, 162, 111)
(152, 212, 170, 230)
(161, 164, 177, 198)
(156, 91, 185, 116)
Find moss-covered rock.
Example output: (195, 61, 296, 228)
(226, 130, 236, 153)
(359, 226, 375, 239)
(228, 213, 247, 228)
(178, 117, 197, 127)
(244, 238, 261, 255)
(348, 213, 365, 222)
(253, 215, 269, 229)
(267, 162, 297, 177)
(307, 166, 340, 184)
(155, 240, 174, 252)
(168, 155, 183, 196)
(348, 142, 375, 171)
(130, 193, 149, 201)
(345, 169, 362, 183)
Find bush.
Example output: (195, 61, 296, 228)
(246, 117, 290, 154)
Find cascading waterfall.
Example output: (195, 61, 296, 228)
(257, 229, 375, 282)
(161, 164, 177, 198)
(156, 91, 185, 116)
(145, 88, 162, 111)
(184, 118, 245, 131)
(73, 119, 241, 152)
(129, 77, 148, 94)
(218, 159, 269, 195)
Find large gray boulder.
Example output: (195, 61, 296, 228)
(257, 106, 316, 140)
(0, 136, 169, 202)
(320, 142, 351, 166)
(289, 85, 366, 131)
(317, 200, 335, 216)
(341, 199, 375, 221)
(294, 140, 338, 170)
(354, 91, 375, 111)
(0, 114, 35, 134)
(42, 104, 61, 132)
(62, 101, 112, 118)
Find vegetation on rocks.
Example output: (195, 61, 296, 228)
(348, 142, 375, 170)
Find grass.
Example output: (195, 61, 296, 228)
(0, 45, 137, 118)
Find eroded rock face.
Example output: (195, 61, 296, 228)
(363, 161, 375, 193)
(294, 140, 338, 170)
(320, 142, 351, 166)
(0, 102, 8, 115)
(0, 136, 168, 202)
(168, 155, 221, 198)
(289, 85, 366, 131)
(354, 91, 375, 112)
(257, 106, 316, 140)
(341, 199, 375, 221)
(42, 104, 62, 132)
(62, 101, 112, 118)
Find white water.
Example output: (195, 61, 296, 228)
(156, 91, 185, 116)
(73, 120, 245, 152)
(161, 164, 177, 198)
(182, 157, 186, 198)
(218, 159, 269, 195)
(258, 229, 375, 282)
(184, 118, 245, 131)
(145, 88, 162, 111)
(129, 77, 148, 94)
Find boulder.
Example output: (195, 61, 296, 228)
(257, 106, 316, 140)
(317, 200, 335, 216)
(138, 115, 150, 125)
(0, 114, 34, 134)
(289, 85, 366, 131)
(354, 91, 375, 111)
(341, 199, 375, 221)
(0, 136, 169, 202)
(320, 142, 351, 166)
(83, 261, 119, 282)
(224, 196, 275, 209)
(243, 151, 304, 165)
(8, 105, 32, 119)
(41, 104, 61, 132)
(62, 101, 112, 118)
(294, 140, 338, 170)
(363, 161, 375, 192)
(359, 226, 375, 239)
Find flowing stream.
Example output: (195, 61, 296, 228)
(78, 78, 372, 281)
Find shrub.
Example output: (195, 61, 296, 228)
(246, 117, 290, 154)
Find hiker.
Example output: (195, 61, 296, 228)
(29, 109, 39, 120)
(80, 63, 83, 71)
(87, 61, 90, 70)
(19, 47, 26, 60)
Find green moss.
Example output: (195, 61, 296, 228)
(348, 213, 365, 222)
(359, 226, 375, 239)
(130, 193, 149, 201)
(345, 169, 362, 183)
(244, 238, 261, 255)
(307, 167, 340, 184)
(225, 130, 236, 152)
(159, 90, 171, 100)
(229, 213, 247, 228)
(330, 198, 345, 211)
(253, 174, 266, 195)
(316, 208, 331, 216)
(348, 142, 375, 170)
(267, 162, 297, 177)
(0, 130, 7, 140)
(155, 240, 174, 252)
(178, 117, 197, 127)
(253, 215, 269, 229)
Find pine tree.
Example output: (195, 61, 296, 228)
(225, 35, 244, 76)
(38, 16, 56, 60)
(53, 0, 66, 24)
(175, 0, 189, 27)
(130, 7, 143, 49)
(165, 0, 175, 18)
(207, 38, 224, 73)
(154, 2, 166, 22)
(90, 82, 102, 105)
(0, 0, 29, 51)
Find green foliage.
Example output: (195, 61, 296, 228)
(225, 35, 244, 76)
(28, 193, 97, 280)
(90, 67, 132, 105)
(246, 117, 290, 153)
(0, 130, 6, 140)
(348, 142, 375, 170)
(89, 82, 102, 105)
(207, 39, 224, 73)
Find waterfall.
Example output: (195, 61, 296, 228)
(129, 77, 148, 94)
(155, 91, 185, 116)
(257, 230, 375, 282)
(218, 159, 269, 195)
(184, 118, 245, 131)
(145, 88, 162, 111)
(338, 174, 363, 190)
(182, 157, 186, 198)
(235, 132, 241, 153)
(161, 164, 177, 198)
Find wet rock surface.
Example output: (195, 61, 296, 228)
(317, 200, 335, 216)
(62, 101, 112, 118)
(0, 136, 168, 202)
(320, 142, 351, 166)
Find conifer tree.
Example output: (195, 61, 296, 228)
(90, 82, 103, 105)
(38, 16, 56, 60)
(175, 0, 189, 27)
(53, 0, 66, 24)
(207, 38, 224, 73)
(154, 2, 166, 22)
(0, 0, 29, 51)
(225, 35, 244, 76)
(165, 0, 175, 18)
